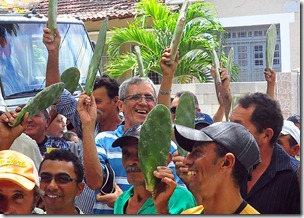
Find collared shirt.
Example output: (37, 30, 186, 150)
(114, 185, 197, 214)
(53, 89, 99, 139)
(241, 144, 300, 214)
(92, 124, 184, 214)
(181, 203, 259, 214)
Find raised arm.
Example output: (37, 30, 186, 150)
(158, 47, 178, 108)
(77, 93, 103, 189)
(210, 65, 232, 122)
(264, 68, 276, 99)
(43, 27, 61, 87)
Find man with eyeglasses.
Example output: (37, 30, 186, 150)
(38, 149, 85, 214)
(78, 48, 181, 214)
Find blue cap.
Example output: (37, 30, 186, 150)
(195, 112, 214, 126)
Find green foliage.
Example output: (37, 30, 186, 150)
(105, 0, 238, 83)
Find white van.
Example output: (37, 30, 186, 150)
(0, 10, 95, 111)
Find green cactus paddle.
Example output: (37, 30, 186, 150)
(10, 82, 65, 127)
(84, 18, 108, 96)
(174, 91, 196, 156)
(138, 104, 172, 198)
(61, 67, 80, 94)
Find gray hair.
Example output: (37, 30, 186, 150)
(119, 77, 157, 100)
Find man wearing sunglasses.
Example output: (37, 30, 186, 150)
(38, 149, 85, 214)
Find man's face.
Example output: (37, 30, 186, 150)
(92, 86, 119, 122)
(170, 97, 179, 121)
(0, 180, 35, 214)
(25, 112, 49, 142)
(38, 160, 84, 214)
(46, 114, 66, 138)
(119, 83, 156, 128)
(277, 134, 299, 157)
(183, 142, 223, 198)
(229, 105, 263, 146)
(121, 138, 145, 186)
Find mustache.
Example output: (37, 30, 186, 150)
(125, 164, 141, 173)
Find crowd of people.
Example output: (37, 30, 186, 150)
(0, 23, 300, 215)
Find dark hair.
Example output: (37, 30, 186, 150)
(288, 135, 298, 148)
(238, 92, 283, 144)
(62, 131, 78, 141)
(175, 91, 199, 109)
(287, 114, 300, 125)
(93, 75, 120, 99)
(38, 149, 84, 183)
(214, 143, 248, 188)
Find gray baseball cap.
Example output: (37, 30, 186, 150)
(112, 123, 141, 147)
(174, 122, 261, 172)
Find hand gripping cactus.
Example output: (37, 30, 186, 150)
(10, 82, 65, 127)
(84, 18, 108, 96)
(138, 104, 172, 198)
(167, 0, 189, 65)
(60, 67, 80, 94)
(174, 91, 195, 156)
(48, 0, 57, 40)
(265, 24, 277, 76)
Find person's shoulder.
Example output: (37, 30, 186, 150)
(172, 185, 196, 199)
(181, 205, 204, 214)
(95, 125, 125, 141)
(240, 204, 260, 214)
(13, 133, 38, 145)
(32, 207, 46, 214)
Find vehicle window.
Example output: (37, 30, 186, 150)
(0, 21, 93, 98)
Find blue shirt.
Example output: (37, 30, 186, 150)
(92, 124, 184, 214)
(241, 144, 300, 214)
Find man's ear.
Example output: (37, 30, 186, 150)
(166, 152, 173, 166)
(76, 182, 85, 196)
(291, 144, 300, 157)
(263, 128, 274, 144)
(221, 153, 235, 170)
(117, 99, 124, 113)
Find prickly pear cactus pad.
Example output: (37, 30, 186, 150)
(138, 104, 172, 198)
(174, 91, 195, 156)
(61, 67, 80, 94)
(84, 18, 108, 96)
(11, 82, 65, 127)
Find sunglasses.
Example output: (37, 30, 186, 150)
(170, 106, 177, 114)
(39, 173, 78, 185)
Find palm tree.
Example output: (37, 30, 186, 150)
(0, 24, 19, 48)
(105, 0, 234, 84)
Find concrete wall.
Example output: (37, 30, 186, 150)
(156, 71, 300, 120)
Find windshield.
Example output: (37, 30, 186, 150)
(0, 21, 93, 99)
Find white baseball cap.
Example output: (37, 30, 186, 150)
(281, 120, 300, 145)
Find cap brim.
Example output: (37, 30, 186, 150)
(112, 136, 138, 148)
(0, 173, 36, 191)
(174, 124, 213, 152)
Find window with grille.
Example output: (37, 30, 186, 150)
(223, 25, 281, 82)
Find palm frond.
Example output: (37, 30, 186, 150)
(108, 25, 160, 57)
